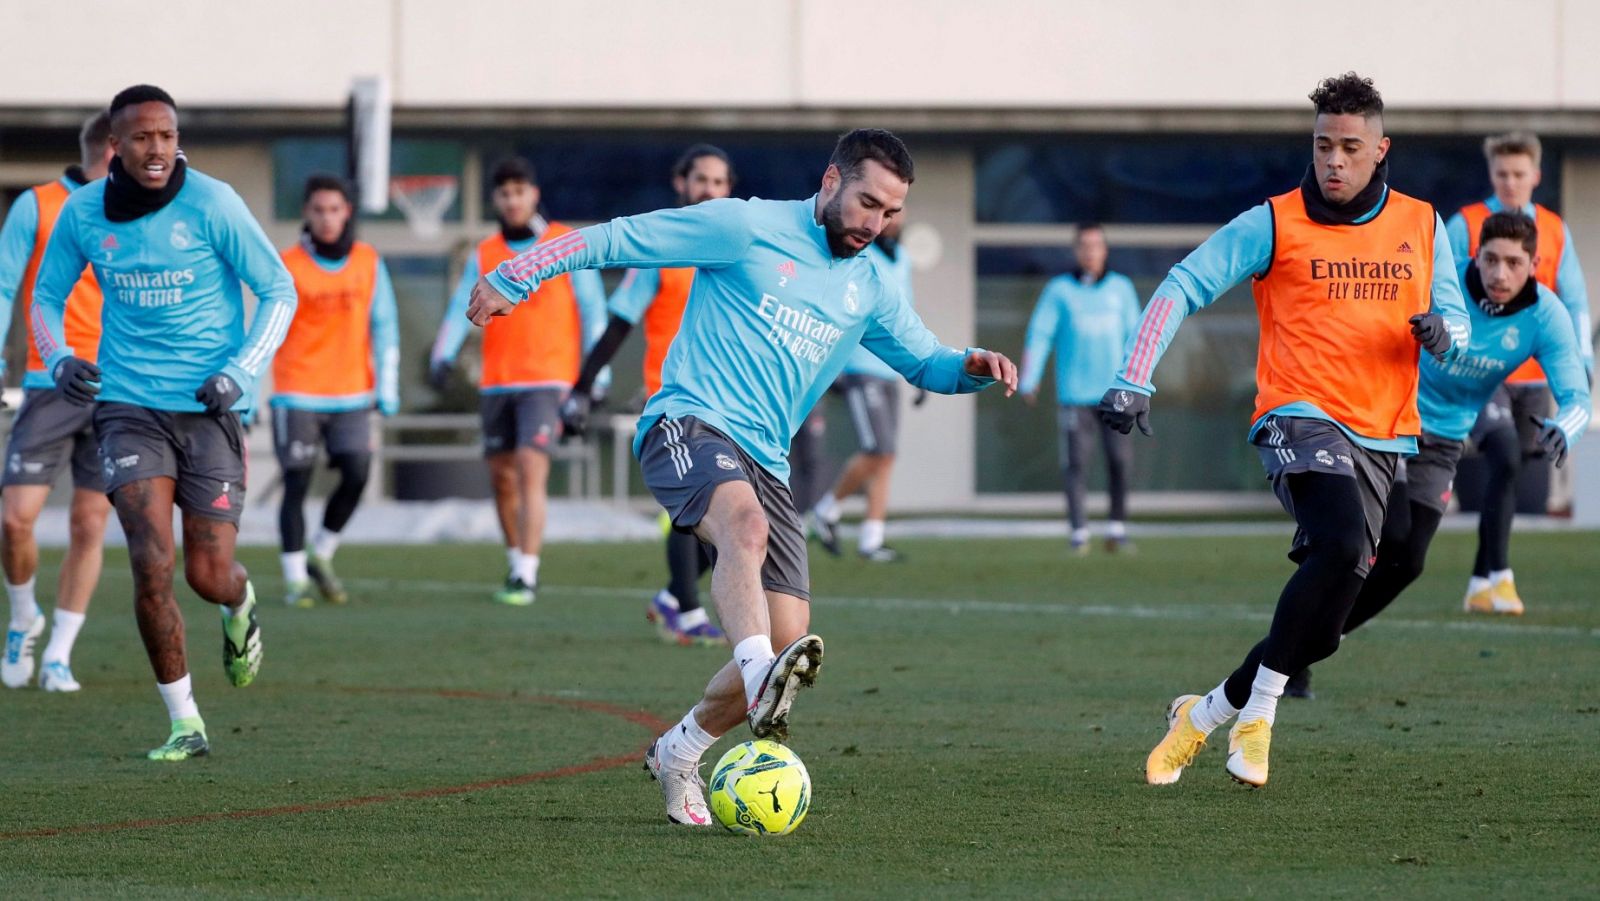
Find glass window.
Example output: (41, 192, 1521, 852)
(272, 136, 465, 222)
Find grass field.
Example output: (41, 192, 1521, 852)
(1, 530, 1596, 898)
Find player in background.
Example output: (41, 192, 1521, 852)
(1019, 223, 1142, 555)
(810, 216, 924, 562)
(465, 129, 1017, 825)
(1291, 212, 1588, 692)
(0, 111, 113, 692)
(1445, 132, 1593, 615)
(272, 174, 399, 607)
(561, 144, 733, 645)
(1102, 73, 1469, 788)
(430, 158, 606, 606)
(34, 85, 296, 759)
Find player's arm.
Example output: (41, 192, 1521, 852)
(1018, 281, 1061, 402)
(1532, 299, 1591, 462)
(1554, 223, 1593, 377)
(370, 258, 401, 416)
(859, 288, 1016, 396)
(471, 199, 754, 322)
(1418, 215, 1471, 363)
(1443, 211, 1472, 283)
(0, 191, 42, 374)
(428, 248, 480, 388)
(206, 187, 298, 414)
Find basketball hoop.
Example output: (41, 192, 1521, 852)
(390, 175, 459, 239)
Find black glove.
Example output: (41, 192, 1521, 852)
(1409, 313, 1452, 360)
(1097, 388, 1153, 436)
(429, 359, 455, 391)
(912, 388, 929, 408)
(194, 372, 243, 416)
(1530, 416, 1569, 467)
(560, 391, 592, 438)
(52, 356, 102, 406)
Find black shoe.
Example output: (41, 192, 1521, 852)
(1284, 668, 1314, 700)
(811, 516, 842, 557)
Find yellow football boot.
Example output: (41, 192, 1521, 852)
(1145, 694, 1208, 785)
(1226, 719, 1272, 787)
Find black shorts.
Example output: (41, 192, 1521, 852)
(838, 374, 900, 456)
(2, 388, 102, 491)
(1398, 432, 1466, 515)
(1470, 383, 1550, 452)
(636, 416, 809, 601)
(271, 407, 373, 470)
(1252, 414, 1399, 577)
(480, 389, 562, 456)
(93, 402, 246, 525)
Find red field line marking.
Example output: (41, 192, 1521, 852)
(1, 688, 671, 841)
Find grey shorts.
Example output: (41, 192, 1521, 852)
(838, 374, 900, 456)
(93, 402, 246, 525)
(1252, 414, 1399, 577)
(2, 388, 102, 491)
(480, 389, 562, 456)
(271, 407, 373, 470)
(1398, 432, 1465, 515)
(637, 416, 809, 601)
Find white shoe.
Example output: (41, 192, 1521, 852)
(3, 614, 46, 688)
(39, 660, 81, 692)
(644, 739, 711, 826)
(747, 634, 824, 742)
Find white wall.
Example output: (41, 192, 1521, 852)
(2, 0, 1596, 110)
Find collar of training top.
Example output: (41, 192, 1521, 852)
(63, 164, 89, 188)
(104, 151, 188, 223)
(301, 219, 355, 262)
(1299, 158, 1389, 226)
(1466, 260, 1539, 317)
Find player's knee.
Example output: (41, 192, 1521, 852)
(127, 542, 175, 595)
(67, 513, 107, 549)
(183, 551, 236, 600)
(331, 453, 372, 490)
(1313, 530, 1368, 572)
(1, 503, 37, 542)
(720, 505, 770, 558)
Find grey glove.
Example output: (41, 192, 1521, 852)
(53, 356, 102, 406)
(560, 392, 592, 438)
(1408, 313, 1452, 360)
(1097, 388, 1153, 436)
(1531, 416, 1569, 467)
(195, 372, 243, 416)
(428, 359, 455, 391)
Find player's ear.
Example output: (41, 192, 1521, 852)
(821, 164, 841, 197)
(1375, 135, 1391, 163)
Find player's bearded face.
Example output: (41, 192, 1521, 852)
(1477, 238, 1535, 304)
(819, 160, 908, 259)
(677, 157, 732, 206)
(492, 180, 538, 228)
(1311, 113, 1389, 206)
(111, 102, 179, 190)
(305, 190, 352, 244)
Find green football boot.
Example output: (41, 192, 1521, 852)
(494, 572, 536, 607)
(307, 554, 348, 605)
(222, 582, 263, 687)
(147, 716, 209, 761)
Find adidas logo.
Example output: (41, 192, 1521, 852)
(210, 492, 231, 511)
(101, 234, 119, 250)
(1396, 241, 1414, 254)
(776, 260, 797, 279)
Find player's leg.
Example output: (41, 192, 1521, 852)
(480, 393, 529, 602)
(306, 411, 373, 605)
(1343, 436, 1460, 635)
(273, 406, 319, 608)
(652, 529, 724, 646)
(1100, 411, 1134, 553)
(855, 379, 900, 561)
(813, 377, 879, 556)
(36, 487, 111, 692)
(1, 485, 51, 689)
(1469, 422, 1521, 614)
(1057, 405, 1091, 553)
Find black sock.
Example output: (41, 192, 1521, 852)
(279, 468, 313, 552)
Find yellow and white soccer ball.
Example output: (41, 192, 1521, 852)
(708, 740, 811, 835)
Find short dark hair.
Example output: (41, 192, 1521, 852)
(828, 128, 914, 185)
(303, 172, 353, 204)
(490, 157, 537, 188)
(79, 110, 111, 162)
(109, 84, 177, 120)
(1309, 72, 1383, 119)
(1479, 211, 1538, 256)
(1075, 222, 1104, 238)
(673, 143, 735, 184)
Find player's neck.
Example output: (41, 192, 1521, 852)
(1465, 262, 1538, 316)
(104, 153, 188, 223)
(1299, 159, 1387, 226)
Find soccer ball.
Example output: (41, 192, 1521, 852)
(708, 740, 811, 835)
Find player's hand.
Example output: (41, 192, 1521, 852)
(964, 349, 1018, 397)
(428, 359, 454, 391)
(466, 276, 515, 326)
(53, 356, 102, 406)
(1097, 387, 1153, 436)
(1409, 313, 1452, 360)
(195, 372, 243, 416)
(560, 391, 592, 438)
(912, 388, 929, 408)
(1531, 416, 1569, 467)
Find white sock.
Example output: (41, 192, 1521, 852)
(1188, 679, 1239, 735)
(660, 708, 718, 771)
(1109, 520, 1127, 539)
(506, 547, 522, 574)
(1467, 575, 1493, 595)
(312, 528, 342, 561)
(281, 551, 309, 584)
(1238, 665, 1290, 726)
(1070, 527, 1090, 545)
(734, 634, 776, 705)
(654, 589, 681, 611)
(859, 519, 886, 553)
(42, 609, 85, 665)
(813, 493, 841, 524)
(515, 554, 539, 586)
(1489, 568, 1513, 585)
(7, 578, 40, 629)
(157, 674, 200, 723)
(678, 607, 709, 629)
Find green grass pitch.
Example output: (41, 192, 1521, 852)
(1, 531, 1596, 898)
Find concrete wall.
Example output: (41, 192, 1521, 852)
(3, 0, 1598, 110)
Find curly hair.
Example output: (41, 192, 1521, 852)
(1309, 72, 1384, 118)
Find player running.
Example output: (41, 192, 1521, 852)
(810, 217, 923, 562)
(1101, 73, 1470, 788)
(1445, 132, 1592, 615)
(561, 144, 733, 645)
(465, 129, 1017, 824)
(430, 158, 605, 606)
(33, 85, 297, 760)
(0, 111, 113, 692)
(1019, 223, 1142, 555)
(272, 174, 399, 608)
